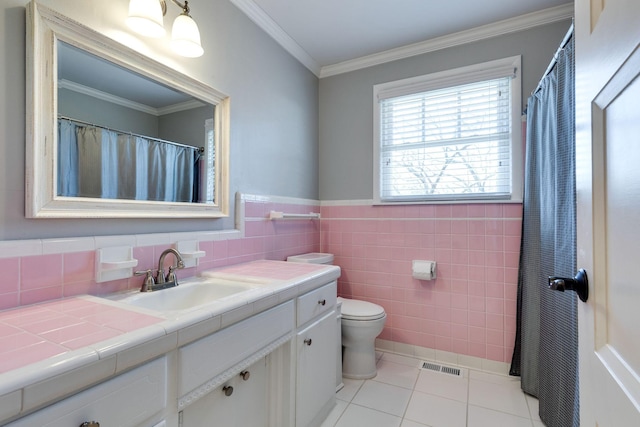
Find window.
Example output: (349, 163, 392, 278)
(374, 56, 522, 203)
(204, 118, 215, 203)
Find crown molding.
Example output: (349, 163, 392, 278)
(59, 79, 158, 115)
(229, 1, 572, 78)
(157, 99, 207, 115)
(229, 0, 321, 76)
(319, 3, 574, 78)
(58, 79, 205, 116)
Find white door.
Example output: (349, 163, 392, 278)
(575, 0, 640, 425)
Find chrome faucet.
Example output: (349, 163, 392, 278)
(157, 248, 185, 286)
(135, 248, 185, 292)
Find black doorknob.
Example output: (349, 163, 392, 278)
(548, 269, 588, 302)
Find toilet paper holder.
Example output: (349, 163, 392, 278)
(412, 260, 437, 280)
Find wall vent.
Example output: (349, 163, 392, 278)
(420, 361, 463, 377)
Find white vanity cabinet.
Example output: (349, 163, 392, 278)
(177, 301, 294, 426)
(177, 301, 293, 408)
(1, 267, 342, 427)
(6, 357, 167, 427)
(181, 357, 268, 427)
(295, 281, 338, 427)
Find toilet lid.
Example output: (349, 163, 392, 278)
(338, 297, 386, 321)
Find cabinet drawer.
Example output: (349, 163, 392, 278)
(297, 281, 337, 327)
(178, 301, 294, 401)
(8, 357, 166, 427)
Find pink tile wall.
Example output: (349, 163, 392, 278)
(0, 197, 522, 366)
(0, 200, 319, 310)
(320, 203, 522, 363)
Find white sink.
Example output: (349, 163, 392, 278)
(116, 277, 261, 312)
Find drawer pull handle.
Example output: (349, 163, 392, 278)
(318, 299, 326, 306)
(80, 423, 100, 427)
(304, 338, 312, 346)
(223, 385, 234, 396)
(240, 370, 251, 381)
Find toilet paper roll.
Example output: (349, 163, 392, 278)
(412, 260, 436, 280)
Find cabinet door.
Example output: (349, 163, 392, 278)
(7, 357, 166, 427)
(296, 310, 337, 427)
(181, 357, 268, 427)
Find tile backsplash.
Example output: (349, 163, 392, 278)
(0, 194, 320, 311)
(0, 194, 522, 365)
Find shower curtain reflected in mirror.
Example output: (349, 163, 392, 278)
(510, 34, 578, 427)
(58, 120, 200, 203)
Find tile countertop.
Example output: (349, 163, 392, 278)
(0, 260, 340, 422)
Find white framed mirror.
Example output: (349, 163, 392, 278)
(26, 2, 229, 218)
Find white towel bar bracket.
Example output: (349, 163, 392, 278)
(268, 210, 320, 220)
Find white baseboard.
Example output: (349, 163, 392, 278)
(375, 338, 512, 377)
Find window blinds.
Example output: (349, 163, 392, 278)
(378, 76, 512, 201)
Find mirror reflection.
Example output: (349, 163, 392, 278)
(57, 41, 215, 204)
(27, 1, 229, 218)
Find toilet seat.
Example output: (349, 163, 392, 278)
(338, 297, 386, 321)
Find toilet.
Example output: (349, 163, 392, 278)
(287, 252, 387, 380)
(338, 296, 386, 379)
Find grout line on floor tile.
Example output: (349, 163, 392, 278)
(525, 392, 541, 422)
(468, 403, 534, 421)
(349, 401, 403, 420)
(329, 351, 534, 427)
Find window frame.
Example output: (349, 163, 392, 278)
(373, 56, 523, 204)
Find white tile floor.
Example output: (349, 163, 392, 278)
(320, 352, 545, 427)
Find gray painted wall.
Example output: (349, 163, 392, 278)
(59, 89, 212, 148)
(318, 20, 573, 201)
(159, 105, 212, 148)
(0, 0, 318, 240)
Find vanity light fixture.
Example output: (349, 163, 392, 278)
(126, 0, 204, 58)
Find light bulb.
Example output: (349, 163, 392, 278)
(171, 13, 204, 58)
(126, 0, 166, 38)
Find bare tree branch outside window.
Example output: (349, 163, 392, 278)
(380, 77, 511, 200)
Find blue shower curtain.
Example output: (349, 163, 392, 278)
(510, 34, 578, 426)
(58, 121, 198, 203)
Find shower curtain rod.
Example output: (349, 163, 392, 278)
(532, 22, 574, 96)
(58, 115, 205, 154)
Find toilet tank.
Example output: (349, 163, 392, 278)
(286, 252, 334, 265)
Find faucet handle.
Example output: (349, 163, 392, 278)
(166, 265, 180, 286)
(135, 269, 156, 292)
